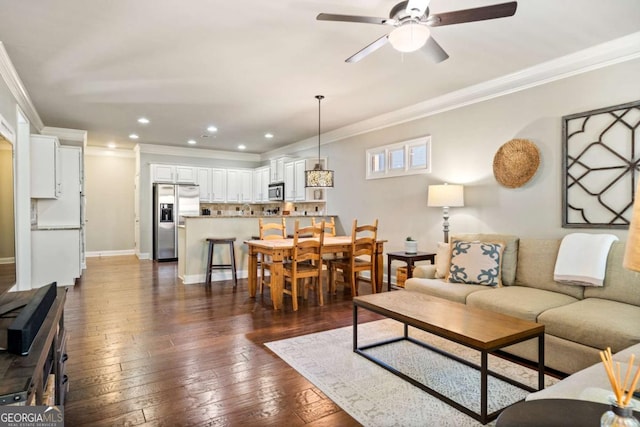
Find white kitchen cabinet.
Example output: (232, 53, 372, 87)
(31, 229, 81, 287)
(270, 157, 291, 183)
(253, 166, 270, 202)
(151, 164, 196, 183)
(175, 166, 196, 183)
(211, 168, 226, 202)
(196, 168, 211, 202)
(152, 164, 175, 182)
(30, 135, 61, 198)
(284, 159, 307, 201)
(226, 169, 252, 203)
(36, 146, 81, 227)
(294, 160, 306, 201)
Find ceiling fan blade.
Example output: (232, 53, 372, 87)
(427, 1, 517, 27)
(406, 0, 430, 18)
(346, 34, 389, 63)
(422, 36, 449, 63)
(316, 13, 390, 25)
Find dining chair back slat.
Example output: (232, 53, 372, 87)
(283, 220, 325, 311)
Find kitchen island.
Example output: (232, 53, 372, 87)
(178, 215, 340, 284)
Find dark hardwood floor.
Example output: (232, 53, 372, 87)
(63, 256, 381, 426)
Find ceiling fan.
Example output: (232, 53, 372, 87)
(317, 0, 517, 63)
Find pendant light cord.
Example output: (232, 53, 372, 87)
(316, 95, 324, 165)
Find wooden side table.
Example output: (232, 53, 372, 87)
(386, 251, 436, 291)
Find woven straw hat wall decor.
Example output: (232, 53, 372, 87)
(492, 138, 540, 188)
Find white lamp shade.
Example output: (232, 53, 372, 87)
(427, 184, 464, 207)
(624, 181, 640, 272)
(388, 23, 430, 53)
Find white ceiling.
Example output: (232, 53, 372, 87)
(0, 0, 639, 154)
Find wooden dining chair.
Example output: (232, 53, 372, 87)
(258, 218, 287, 293)
(329, 219, 378, 296)
(311, 217, 336, 237)
(311, 217, 337, 286)
(282, 220, 325, 311)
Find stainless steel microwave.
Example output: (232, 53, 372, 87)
(268, 182, 285, 201)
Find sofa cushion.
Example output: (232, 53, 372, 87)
(584, 241, 640, 307)
(515, 239, 584, 300)
(466, 286, 578, 322)
(447, 240, 504, 286)
(451, 233, 519, 286)
(538, 298, 640, 353)
(404, 278, 492, 304)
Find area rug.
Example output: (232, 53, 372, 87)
(265, 319, 559, 427)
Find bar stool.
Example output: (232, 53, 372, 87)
(205, 237, 238, 287)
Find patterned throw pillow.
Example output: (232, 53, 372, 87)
(447, 240, 504, 286)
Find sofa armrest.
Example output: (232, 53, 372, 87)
(413, 265, 437, 279)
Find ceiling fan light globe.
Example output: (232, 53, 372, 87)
(388, 23, 430, 53)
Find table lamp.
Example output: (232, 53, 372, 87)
(428, 183, 464, 243)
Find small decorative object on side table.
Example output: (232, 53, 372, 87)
(404, 236, 417, 254)
(387, 251, 436, 292)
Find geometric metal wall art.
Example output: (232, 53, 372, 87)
(562, 100, 640, 229)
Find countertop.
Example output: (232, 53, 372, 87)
(183, 214, 336, 219)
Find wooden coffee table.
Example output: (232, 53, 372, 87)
(353, 291, 545, 424)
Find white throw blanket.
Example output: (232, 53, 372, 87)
(553, 233, 619, 287)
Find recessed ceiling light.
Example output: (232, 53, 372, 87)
(187, 139, 197, 145)
(207, 126, 218, 133)
(129, 133, 139, 140)
(264, 133, 274, 139)
(238, 144, 246, 150)
(137, 117, 150, 124)
(107, 142, 116, 149)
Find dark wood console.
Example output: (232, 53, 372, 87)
(0, 288, 67, 406)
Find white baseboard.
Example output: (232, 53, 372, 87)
(86, 249, 136, 258)
(137, 252, 151, 260)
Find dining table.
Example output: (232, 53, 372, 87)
(245, 236, 386, 310)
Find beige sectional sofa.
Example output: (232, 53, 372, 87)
(404, 233, 640, 375)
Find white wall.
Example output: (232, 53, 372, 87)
(84, 150, 136, 254)
(319, 58, 640, 254)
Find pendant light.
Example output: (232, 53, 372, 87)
(305, 95, 334, 188)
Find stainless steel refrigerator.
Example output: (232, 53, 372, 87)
(153, 183, 200, 261)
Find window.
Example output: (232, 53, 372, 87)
(365, 136, 431, 180)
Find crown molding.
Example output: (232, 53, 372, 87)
(41, 126, 87, 144)
(135, 143, 261, 162)
(264, 31, 640, 159)
(85, 146, 136, 158)
(0, 42, 44, 131)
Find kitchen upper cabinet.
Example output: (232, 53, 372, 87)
(151, 164, 196, 183)
(210, 168, 226, 202)
(226, 169, 252, 203)
(284, 159, 306, 201)
(253, 166, 270, 203)
(152, 164, 175, 182)
(31, 135, 61, 198)
(197, 168, 226, 202)
(175, 166, 196, 183)
(196, 168, 211, 202)
(270, 157, 291, 183)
